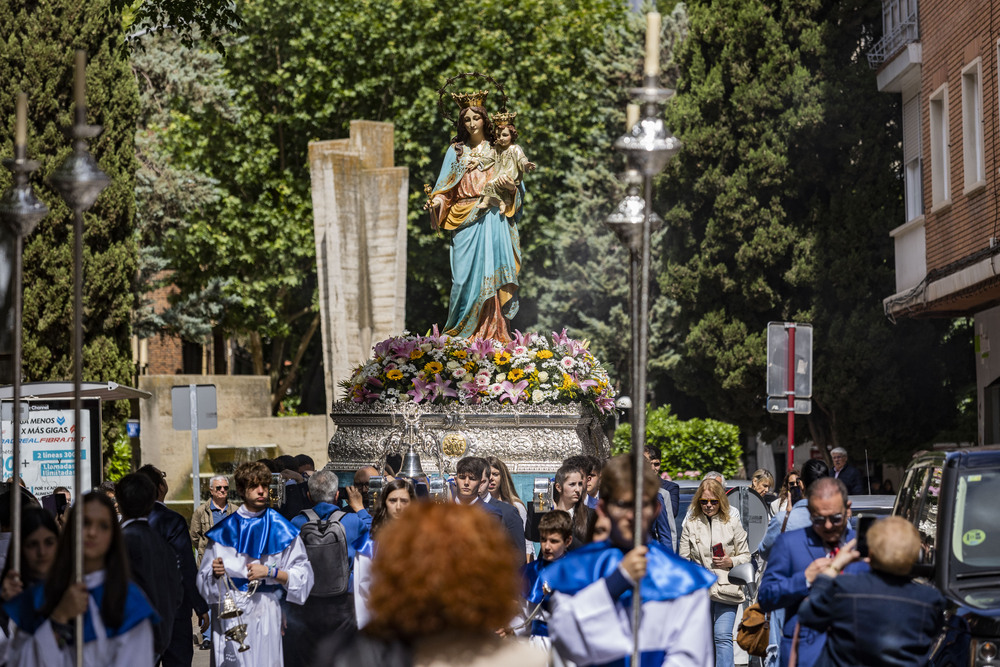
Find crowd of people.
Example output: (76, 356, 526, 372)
(0, 445, 944, 667)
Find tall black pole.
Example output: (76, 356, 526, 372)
(606, 13, 683, 662)
(49, 50, 110, 666)
(0, 92, 49, 574)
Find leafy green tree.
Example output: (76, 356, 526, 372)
(613, 405, 742, 478)
(109, 0, 242, 53)
(658, 0, 972, 462)
(0, 0, 140, 458)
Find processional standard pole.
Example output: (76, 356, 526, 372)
(49, 50, 110, 667)
(0, 92, 49, 574)
(605, 12, 682, 665)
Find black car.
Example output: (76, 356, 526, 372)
(894, 446, 1000, 667)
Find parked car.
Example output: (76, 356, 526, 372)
(893, 445, 1000, 667)
(847, 494, 895, 531)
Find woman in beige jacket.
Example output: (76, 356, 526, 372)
(679, 478, 751, 667)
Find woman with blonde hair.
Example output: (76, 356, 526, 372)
(750, 468, 775, 497)
(485, 456, 531, 559)
(679, 478, 751, 667)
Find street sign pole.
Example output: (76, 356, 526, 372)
(189, 384, 200, 511)
(786, 323, 796, 472)
(171, 384, 217, 512)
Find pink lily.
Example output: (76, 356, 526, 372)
(551, 328, 571, 347)
(427, 373, 458, 401)
(391, 338, 420, 360)
(407, 377, 432, 403)
(499, 379, 530, 404)
(424, 324, 449, 346)
(468, 337, 495, 360)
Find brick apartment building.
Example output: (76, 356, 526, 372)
(873, 0, 1000, 443)
(136, 275, 231, 377)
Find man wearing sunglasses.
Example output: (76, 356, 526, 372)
(189, 475, 238, 651)
(191, 475, 239, 565)
(758, 477, 867, 667)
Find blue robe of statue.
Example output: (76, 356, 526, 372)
(429, 141, 525, 339)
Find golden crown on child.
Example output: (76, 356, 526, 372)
(451, 90, 489, 110)
(491, 111, 517, 126)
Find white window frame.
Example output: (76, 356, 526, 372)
(929, 83, 951, 211)
(962, 58, 985, 193)
(906, 158, 923, 220)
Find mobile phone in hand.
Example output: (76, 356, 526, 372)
(856, 516, 877, 558)
(712, 542, 725, 558)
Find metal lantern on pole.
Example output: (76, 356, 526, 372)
(604, 12, 682, 665)
(48, 50, 110, 667)
(0, 92, 49, 574)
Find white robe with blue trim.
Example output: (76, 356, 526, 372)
(196, 506, 314, 667)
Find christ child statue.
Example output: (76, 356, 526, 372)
(476, 113, 535, 215)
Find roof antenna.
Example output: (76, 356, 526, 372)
(864, 449, 871, 494)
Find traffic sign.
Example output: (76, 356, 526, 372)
(766, 322, 813, 398)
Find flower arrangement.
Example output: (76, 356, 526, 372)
(339, 327, 616, 416)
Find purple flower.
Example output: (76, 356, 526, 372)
(468, 338, 494, 359)
(407, 377, 432, 403)
(427, 373, 458, 401)
(551, 328, 571, 347)
(512, 329, 535, 347)
(499, 379, 530, 404)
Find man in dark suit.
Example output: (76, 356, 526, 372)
(452, 457, 524, 560)
(758, 477, 868, 667)
(116, 473, 183, 660)
(643, 445, 680, 551)
(829, 447, 864, 495)
(138, 464, 210, 667)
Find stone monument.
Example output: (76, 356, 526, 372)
(309, 121, 408, 408)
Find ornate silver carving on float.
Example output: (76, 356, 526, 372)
(328, 401, 609, 474)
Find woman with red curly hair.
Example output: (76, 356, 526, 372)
(324, 502, 546, 666)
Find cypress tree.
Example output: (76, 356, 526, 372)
(659, 0, 971, 459)
(0, 1, 139, 451)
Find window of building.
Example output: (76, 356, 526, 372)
(903, 94, 923, 220)
(182, 340, 204, 374)
(929, 84, 950, 209)
(962, 59, 985, 192)
(984, 376, 1000, 444)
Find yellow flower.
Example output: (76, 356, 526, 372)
(507, 368, 525, 381)
(410, 349, 425, 360)
(452, 349, 468, 359)
(561, 373, 576, 389)
(464, 361, 477, 372)
(536, 349, 554, 359)
(425, 361, 444, 374)
(494, 351, 512, 365)
(386, 369, 404, 381)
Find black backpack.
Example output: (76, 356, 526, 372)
(298, 508, 350, 597)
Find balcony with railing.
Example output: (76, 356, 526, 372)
(867, 0, 919, 69)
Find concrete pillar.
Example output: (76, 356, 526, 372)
(309, 121, 408, 409)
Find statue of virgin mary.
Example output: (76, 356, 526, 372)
(424, 90, 525, 343)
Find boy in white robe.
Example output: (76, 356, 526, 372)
(196, 461, 314, 667)
(543, 454, 716, 667)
